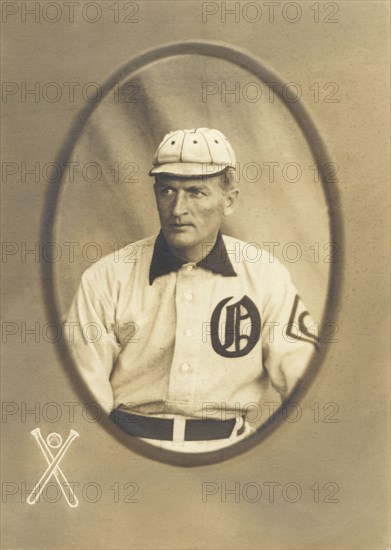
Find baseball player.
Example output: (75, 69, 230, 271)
(65, 128, 318, 453)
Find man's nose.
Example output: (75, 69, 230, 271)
(172, 191, 189, 217)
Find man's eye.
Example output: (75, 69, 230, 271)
(190, 189, 205, 197)
(160, 187, 174, 196)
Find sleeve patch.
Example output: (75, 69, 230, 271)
(286, 294, 319, 348)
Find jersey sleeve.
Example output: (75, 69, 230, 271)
(261, 260, 318, 400)
(64, 267, 121, 413)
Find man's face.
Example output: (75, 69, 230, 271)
(154, 174, 238, 261)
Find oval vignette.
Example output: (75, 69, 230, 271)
(41, 41, 343, 467)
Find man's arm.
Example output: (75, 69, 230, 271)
(261, 261, 318, 400)
(64, 269, 121, 413)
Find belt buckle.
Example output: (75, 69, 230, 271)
(172, 416, 187, 445)
(235, 416, 246, 437)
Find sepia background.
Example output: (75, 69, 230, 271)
(1, 1, 389, 548)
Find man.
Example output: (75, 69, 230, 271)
(66, 127, 318, 453)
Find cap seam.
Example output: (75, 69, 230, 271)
(201, 131, 214, 164)
(179, 131, 186, 163)
(222, 137, 235, 166)
(155, 132, 178, 165)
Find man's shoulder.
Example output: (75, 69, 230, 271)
(116, 234, 157, 259)
(221, 233, 287, 273)
(80, 234, 157, 281)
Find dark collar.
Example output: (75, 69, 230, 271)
(149, 230, 237, 285)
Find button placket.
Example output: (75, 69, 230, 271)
(166, 268, 198, 405)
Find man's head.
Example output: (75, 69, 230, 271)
(154, 172, 238, 261)
(150, 128, 239, 261)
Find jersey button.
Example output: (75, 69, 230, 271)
(180, 362, 191, 372)
(186, 264, 194, 271)
(185, 328, 192, 337)
(184, 293, 193, 302)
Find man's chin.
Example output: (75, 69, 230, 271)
(165, 232, 195, 248)
(163, 228, 200, 250)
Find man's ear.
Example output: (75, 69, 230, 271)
(223, 188, 239, 217)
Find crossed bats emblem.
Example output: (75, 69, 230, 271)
(27, 428, 79, 508)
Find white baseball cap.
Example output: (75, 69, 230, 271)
(149, 128, 237, 177)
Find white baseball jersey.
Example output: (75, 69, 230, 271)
(65, 231, 318, 419)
